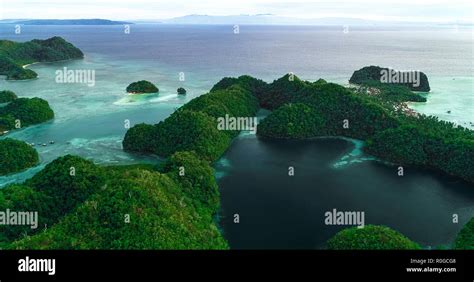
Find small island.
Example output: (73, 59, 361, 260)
(0, 36, 84, 80)
(0, 97, 55, 133)
(126, 80, 159, 94)
(0, 90, 17, 103)
(349, 65, 431, 92)
(177, 87, 187, 95)
(0, 138, 39, 175)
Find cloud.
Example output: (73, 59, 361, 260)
(0, 0, 472, 23)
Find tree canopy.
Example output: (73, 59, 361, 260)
(126, 80, 159, 93)
(0, 138, 39, 176)
(0, 36, 83, 80)
(327, 225, 421, 250)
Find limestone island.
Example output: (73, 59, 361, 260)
(0, 70, 473, 251)
(126, 80, 159, 94)
(349, 65, 430, 92)
(0, 94, 55, 134)
(0, 36, 84, 80)
(177, 87, 187, 95)
(0, 138, 39, 175)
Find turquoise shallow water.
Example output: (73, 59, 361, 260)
(0, 54, 200, 185)
(409, 76, 474, 128)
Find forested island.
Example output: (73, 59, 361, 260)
(121, 70, 473, 249)
(177, 87, 187, 95)
(349, 65, 431, 92)
(0, 95, 55, 132)
(126, 80, 159, 94)
(0, 36, 83, 80)
(0, 67, 472, 249)
(0, 154, 227, 249)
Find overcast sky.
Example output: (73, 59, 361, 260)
(0, 0, 473, 23)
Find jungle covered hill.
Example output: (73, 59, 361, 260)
(0, 36, 83, 80)
(125, 72, 474, 184)
(1, 153, 228, 249)
(0, 94, 55, 132)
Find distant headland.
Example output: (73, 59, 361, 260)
(0, 36, 84, 80)
(12, 19, 133, 25)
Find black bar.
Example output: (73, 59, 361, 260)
(0, 250, 472, 281)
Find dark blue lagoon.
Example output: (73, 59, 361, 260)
(217, 135, 474, 249)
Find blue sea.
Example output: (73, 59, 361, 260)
(0, 24, 473, 248)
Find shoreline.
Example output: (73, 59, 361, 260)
(22, 57, 84, 69)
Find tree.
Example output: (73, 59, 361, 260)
(454, 217, 474, 249)
(26, 155, 106, 218)
(0, 90, 17, 103)
(0, 138, 39, 175)
(327, 225, 421, 250)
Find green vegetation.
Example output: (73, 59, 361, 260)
(162, 151, 220, 211)
(0, 138, 39, 175)
(2, 153, 228, 249)
(150, 110, 232, 161)
(26, 155, 107, 220)
(126, 80, 158, 94)
(257, 74, 309, 110)
(124, 82, 259, 162)
(1, 70, 471, 250)
(349, 65, 430, 92)
(0, 184, 51, 246)
(0, 90, 17, 103)
(210, 75, 267, 94)
(257, 103, 326, 139)
(258, 75, 399, 140)
(177, 87, 187, 95)
(327, 225, 421, 250)
(366, 116, 474, 183)
(0, 36, 83, 80)
(256, 73, 473, 184)
(354, 80, 427, 103)
(454, 217, 474, 249)
(121, 123, 156, 153)
(296, 83, 400, 140)
(0, 97, 55, 131)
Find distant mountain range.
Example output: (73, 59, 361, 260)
(160, 14, 377, 26)
(158, 14, 473, 26)
(4, 19, 132, 25)
(0, 16, 470, 26)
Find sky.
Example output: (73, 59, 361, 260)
(0, 0, 473, 23)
